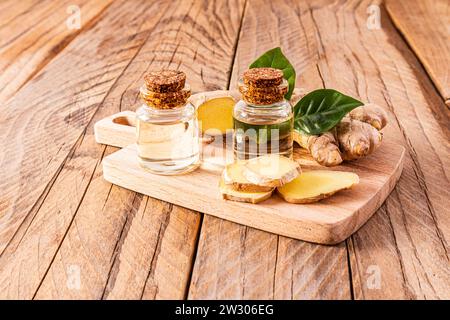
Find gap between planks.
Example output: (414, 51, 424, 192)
(25, 0, 245, 300)
(1, 0, 448, 300)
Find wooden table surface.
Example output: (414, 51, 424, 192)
(0, 0, 449, 300)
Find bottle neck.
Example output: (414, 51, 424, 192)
(137, 103, 194, 124)
(238, 99, 290, 113)
(139, 102, 193, 116)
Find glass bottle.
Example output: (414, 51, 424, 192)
(233, 68, 294, 160)
(136, 70, 200, 175)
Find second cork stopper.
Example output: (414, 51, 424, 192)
(239, 67, 288, 105)
(141, 70, 191, 109)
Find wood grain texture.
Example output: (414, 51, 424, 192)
(104, 199, 201, 300)
(190, 0, 450, 299)
(0, 0, 163, 259)
(386, 0, 450, 106)
(274, 237, 350, 299)
(0, 0, 175, 299)
(31, 0, 246, 299)
(189, 217, 279, 299)
(102, 140, 404, 244)
(189, 215, 352, 299)
(0, 0, 113, 103)
(300, 0, 450, 299)
(1, 0, 449, 300)
(189, 0, 353, 300)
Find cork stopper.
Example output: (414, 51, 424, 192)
(243, 68, 283, 87)
(144, 70, 186, 92)
(239, 68, 287, 105)
(141, 70, 190, 109)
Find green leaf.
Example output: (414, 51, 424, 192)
(293, 89, 363, 135)
(249, 47, 296, 100)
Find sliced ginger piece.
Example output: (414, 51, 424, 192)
(219, 177, 273, 204)
(277, 170, 359, 204)
(222, 162, 274, 192)
(242, 154, 301, 187)
(190, 90, 239, 136)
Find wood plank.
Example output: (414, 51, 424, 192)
(0, 0, 40, 38)
(274, 237, 350, 299)
(0, 0, 169, 255)
(190, 0, 450, 299)
(189, 0, 353, 300)
(0, 0, 160, 256)
(0, 0, 113, 103)
(2, 0, 448, 300)
(104, 199, 201, 300)
(386, 0, 450, 106)
(189, 217, 280, 299)
(300, 0, 450, 299)
(0, 0, 41, 45)
(0, 0, 177, 299)
(189, 216, 352, 299)
(29, 0, 245, 299)
(347, 204, 414, 299)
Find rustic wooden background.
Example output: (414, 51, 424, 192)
(0, 0, 449, 299)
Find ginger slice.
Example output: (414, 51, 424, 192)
(222, 162, 274, 192)
(219, 178, 273, 204)
(242, 155, 301, 187)
(190, 90, 239, 136)
(277, 170, 359, 204)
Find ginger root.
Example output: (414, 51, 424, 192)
(293, 103, 388, 166)
(348, 103, 388, 130)
(293, 129, 343, 166)
(336, 117, 382, 161)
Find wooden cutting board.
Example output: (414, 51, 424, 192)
(96, 111, 405, 244)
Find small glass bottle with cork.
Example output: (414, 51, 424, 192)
(136, 70, 200, 175)
(233, 67, 294, 160)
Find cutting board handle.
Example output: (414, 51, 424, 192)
(94, 111, 137, 148)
